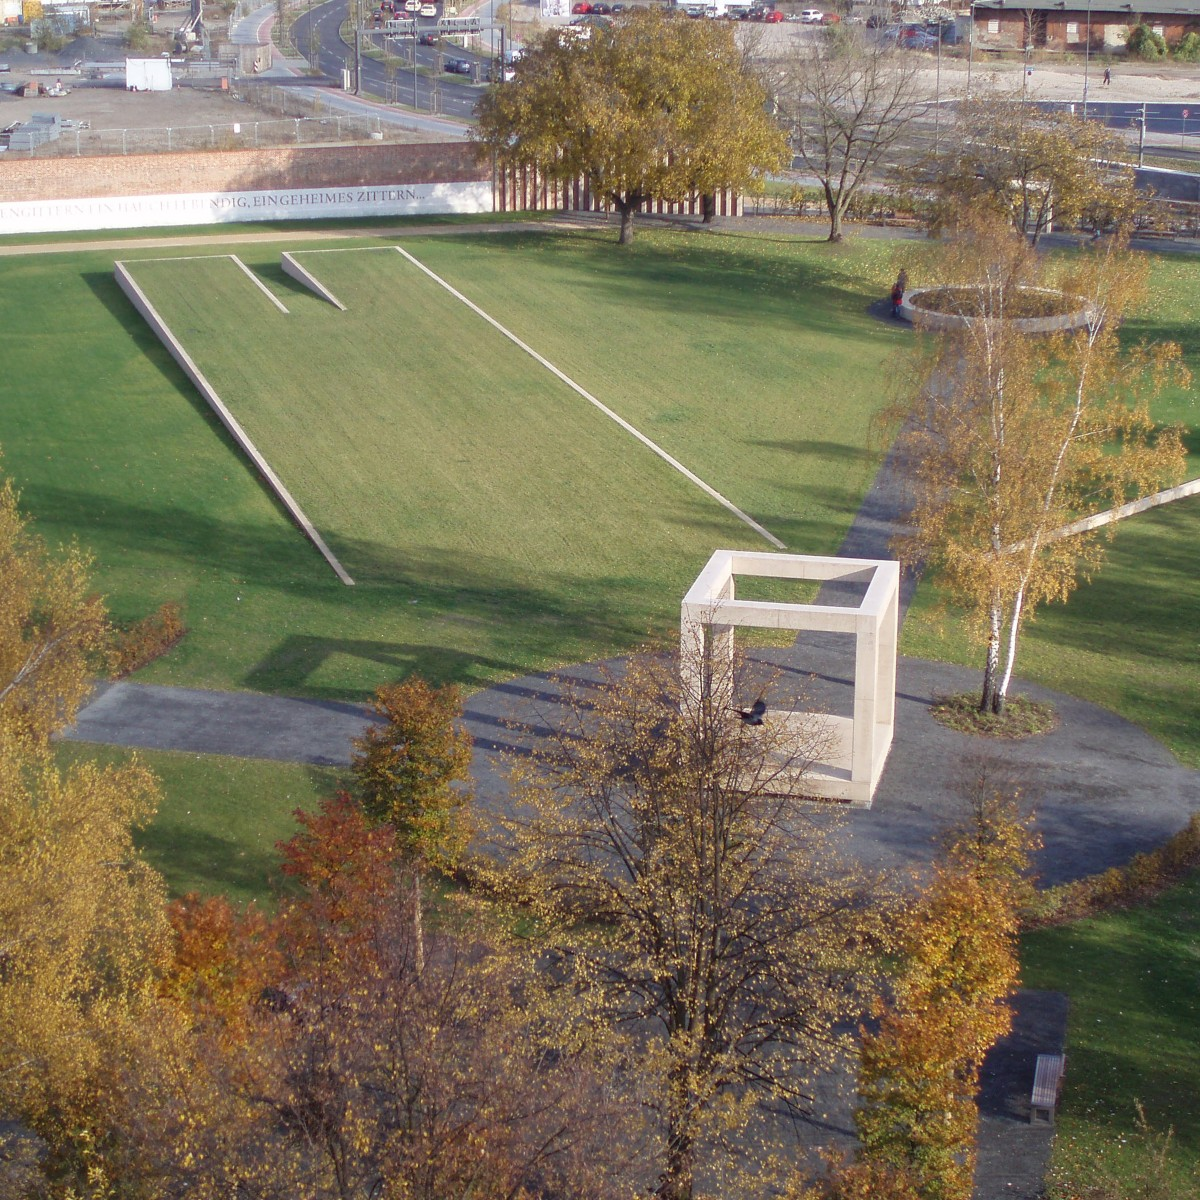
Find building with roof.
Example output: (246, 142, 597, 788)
(970, 0, 1200, 51)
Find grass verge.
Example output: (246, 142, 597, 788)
(1022, 868, 1200, 1196)
(54, 741, 343, 903)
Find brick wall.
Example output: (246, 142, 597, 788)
(0, 140, 489, 203)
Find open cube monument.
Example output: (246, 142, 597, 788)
(680, 550, 899, 807)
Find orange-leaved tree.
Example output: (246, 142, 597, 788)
(851, 760, 1039, 1200)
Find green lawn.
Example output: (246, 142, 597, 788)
(54, 741, 342, 903)
(1022, 869, 1200, 1195)
(0, 226, 904, 700)
(900, 250, 1200, 767)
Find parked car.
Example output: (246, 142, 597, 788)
(405, 0, 421, 10)
(899, 25, 937, 47)
(444, 56, 471, 73)
(591, 3, 611, 13)
(610, 3, 626, 12)
(419, 2, 437, 14)
(820, 10, 839, 21)
(800, 8, 823, 22)
(761, 7, 784, 20)
(571, 1, 591, 11)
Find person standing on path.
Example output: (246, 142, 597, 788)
(1103, 67, 1111, 86)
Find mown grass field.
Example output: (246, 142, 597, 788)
(1022, 870, 1200, 1195)
(1, 227, 905, 701)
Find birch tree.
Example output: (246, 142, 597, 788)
(886, 212, 1187, 714)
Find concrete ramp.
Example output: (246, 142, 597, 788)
(281, 251, 347, 309)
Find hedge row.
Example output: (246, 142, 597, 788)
(1023, 813, 1200, 928)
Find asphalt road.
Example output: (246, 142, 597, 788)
(1037, 97, 1200, 140)
(291, 0, 487, 118)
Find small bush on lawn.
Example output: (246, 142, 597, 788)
(1127, 23, 1167, 58)
(110, 602, 186, 678)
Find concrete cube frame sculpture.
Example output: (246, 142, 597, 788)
(680, 549, 899, 807)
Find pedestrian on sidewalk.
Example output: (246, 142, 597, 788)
(1103, 67, 1111, 86)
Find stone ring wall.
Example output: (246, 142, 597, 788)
(898, 286, 1098, 335)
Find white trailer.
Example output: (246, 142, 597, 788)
(125, 57, 172, 90)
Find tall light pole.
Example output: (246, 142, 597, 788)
(1082, 0, 1093, 118)
(966, 0, 974, 99)
(935, 24, 942, 153)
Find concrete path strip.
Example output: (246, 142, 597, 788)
(64, 681, 377, 766)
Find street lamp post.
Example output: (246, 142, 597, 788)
(1082, 0, 1092, 119)
(935, 25, 942, 153)
(966, 0, 974, 99)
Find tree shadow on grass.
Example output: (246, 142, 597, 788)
(415, 227, 885, 337)
(136, 823, 281, 902)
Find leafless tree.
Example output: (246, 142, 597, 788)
(780, 32, 927, 241)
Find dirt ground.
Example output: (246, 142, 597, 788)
(0, 84, 274, 133)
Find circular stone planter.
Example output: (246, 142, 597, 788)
(898, 286, 1097, 334)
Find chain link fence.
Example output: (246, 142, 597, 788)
(2, 85, 431, 157)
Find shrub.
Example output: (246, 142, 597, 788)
(1024, 813, 1200, 928)
(1173, 30, 1200, 60)
(125, 20, 152, 50)
(351, 677, 473, 871)
(1126, 23, 1167, 59)
(110, 602, 186, 678)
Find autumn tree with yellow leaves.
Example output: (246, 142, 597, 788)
(885, 212, 1187, 714)
(847, 761, 1039, 1200)
(0, 475, 172, 1190)
(475, 7, 788, 244)
(0, 475, 108, 746)
(486, 648, 882, 1200)
(917, 101, 1142, 245)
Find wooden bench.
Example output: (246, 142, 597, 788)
(1030, 1053, 1066, 1125)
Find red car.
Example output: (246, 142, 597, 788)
(762, 7, 783, 19)
(571, 1, 591, 11)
